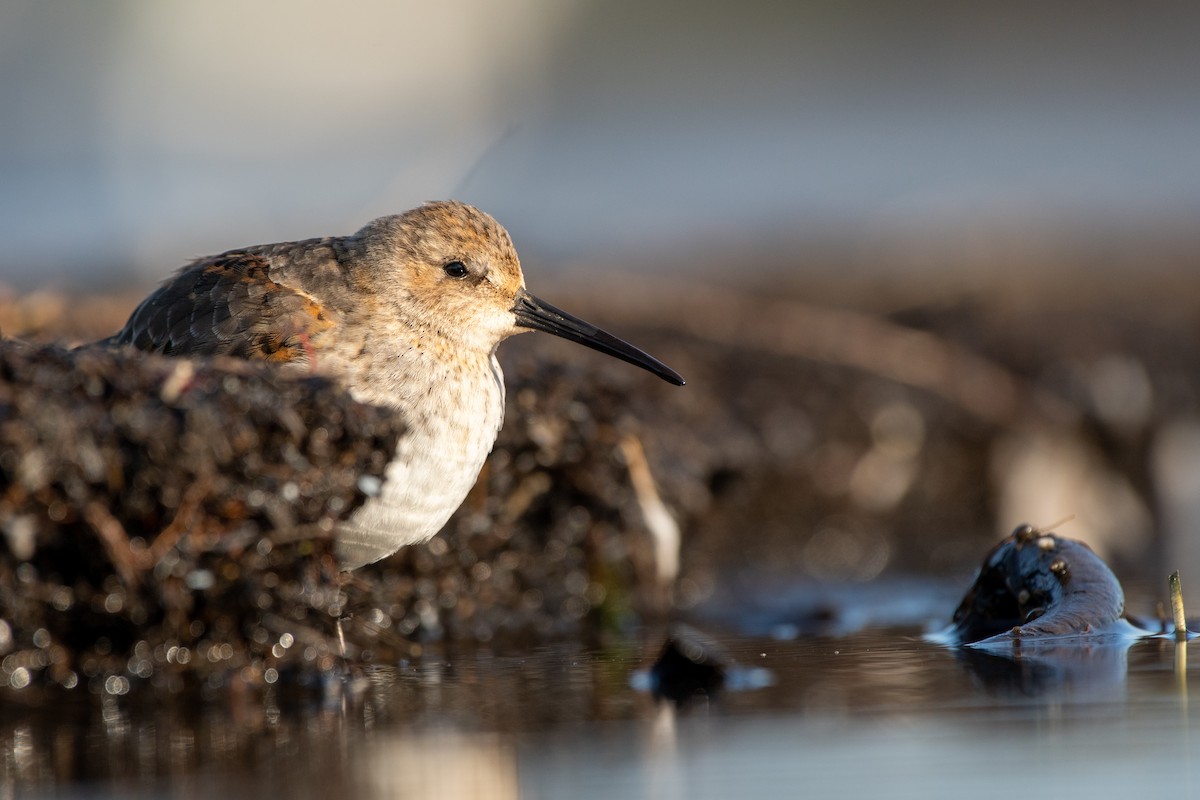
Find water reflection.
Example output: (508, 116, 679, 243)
(953, 641, 1132, 703)
(2, 631, 1197, 798)
(355, 732, 517, 799)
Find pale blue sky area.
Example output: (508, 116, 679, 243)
(2, 1, 1198, 287)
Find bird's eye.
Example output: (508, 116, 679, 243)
(443, 261, 469, 278)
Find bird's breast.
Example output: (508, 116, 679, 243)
(334, 354, 506, 569)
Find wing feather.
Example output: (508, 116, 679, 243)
(107, 252, 334, 366)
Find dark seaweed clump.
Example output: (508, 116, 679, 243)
(0, 341, 682, 693)
(0, 342, 401, 690)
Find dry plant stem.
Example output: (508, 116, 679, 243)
(1170, 571, 1188, 640)
(619, 434, 680, 586)
(1176, 639, 1188, 700)
(145, 478, 211, 568)
(1037, 515, 1076, 532)
(82, 502, 139, 588)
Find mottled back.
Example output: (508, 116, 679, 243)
(106, 246, 342, 368)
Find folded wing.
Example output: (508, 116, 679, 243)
(105, 252, 334, 366)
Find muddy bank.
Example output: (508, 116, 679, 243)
(0, 341, 687, 690)
(1, 275, 1197, 689)
(0, 342, 402, 688)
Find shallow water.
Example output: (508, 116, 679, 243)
(2, 621, 1195, 799)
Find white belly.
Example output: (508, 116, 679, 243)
(334, 356, 505, 570)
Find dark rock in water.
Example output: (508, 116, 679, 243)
(648, 624, 729, 704)
(940, 524, 1128, 645)
(0, 341, 402, 685)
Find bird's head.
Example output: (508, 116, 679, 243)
(355, 201, 684, 385)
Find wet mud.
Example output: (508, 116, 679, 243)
(0, 342, 402, 686)
(0, 341, 690, 690)
(0, 280, 1195, 695)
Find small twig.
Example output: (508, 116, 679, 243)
(336, 616, 347, 660)
(1037, 514, 1076, 533)
(1176, 637, 1188, 701)
(1170, 571, 1188, 641)
(83, 502, 140, 589)
(500, 472, 552, 523)
(145, 477, 212, 568)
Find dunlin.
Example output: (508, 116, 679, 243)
(105, 201, 684, 568)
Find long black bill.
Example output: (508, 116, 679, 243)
(512, 290, 685, 386)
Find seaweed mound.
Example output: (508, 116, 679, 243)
(0, 342, 402, 688)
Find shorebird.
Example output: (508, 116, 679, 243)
(104, 201, 684, 569)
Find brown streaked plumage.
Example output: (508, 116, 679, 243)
(104, 200, 684, 569)
(112, 252, 337, 363)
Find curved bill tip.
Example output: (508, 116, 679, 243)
(513, 291, 685, 386)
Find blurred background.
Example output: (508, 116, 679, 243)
(4, 0, 1200, 605)
(3, 0, 1199, 291)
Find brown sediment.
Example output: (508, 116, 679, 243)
(0, 341, 402, 686)
(0, 341, 688, 689)
(3, 274, 1199, 687)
